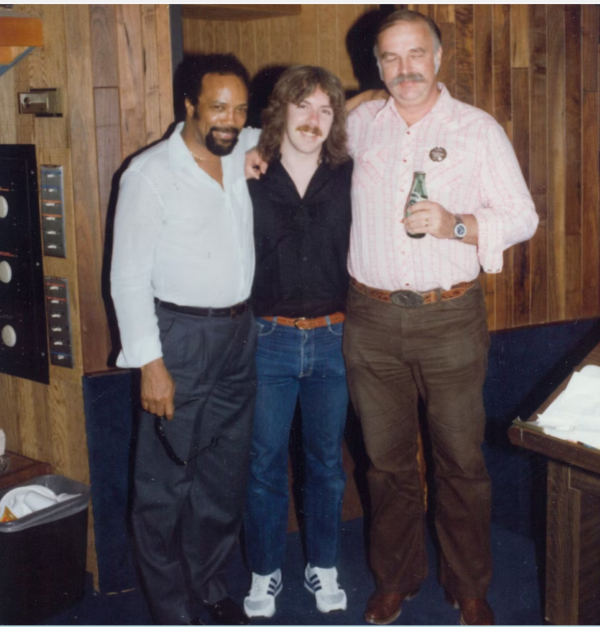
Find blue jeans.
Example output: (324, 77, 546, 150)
(244, 317, 348, 575)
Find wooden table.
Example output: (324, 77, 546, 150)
(509, 342, 600, 625)
(0, 451, 52, 491)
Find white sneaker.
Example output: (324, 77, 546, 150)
(304, 564, 347, 613)
(243, 569, 282, 618)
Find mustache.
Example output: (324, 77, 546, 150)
(209, 126, 240, 139)
(296, 124, 323, 137)
(391, 73, 426, 86)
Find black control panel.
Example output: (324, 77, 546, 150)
(0, 145, 49, 384)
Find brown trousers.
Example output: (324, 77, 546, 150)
(343, 281, 493, 599)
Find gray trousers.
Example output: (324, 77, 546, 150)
(132, 303, 258, 624)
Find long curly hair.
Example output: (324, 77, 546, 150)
(258, 65, 349, 168)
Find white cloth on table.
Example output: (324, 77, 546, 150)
(532, 365, 600, 448)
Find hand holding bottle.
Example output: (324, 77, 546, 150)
(404, 172, 427, 239)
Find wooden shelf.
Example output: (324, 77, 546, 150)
(0, 451, 52, 492)
(182, 4, 301, 22)
(0, 14, 43, 73)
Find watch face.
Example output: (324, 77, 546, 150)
(454, 223, 467, 238)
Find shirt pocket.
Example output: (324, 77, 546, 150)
(424, 149, 469, 208)
(353, 147, 390, 190)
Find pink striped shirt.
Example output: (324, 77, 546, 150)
(347, 84, 538, 292)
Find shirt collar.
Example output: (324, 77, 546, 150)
(264, 159, 337, 204)
(168, 121, 196, 171)
(374, 83, 453, 126)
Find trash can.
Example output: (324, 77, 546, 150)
(0, 474, 90, 625)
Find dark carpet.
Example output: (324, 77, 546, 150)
(44, 517, 541, 626)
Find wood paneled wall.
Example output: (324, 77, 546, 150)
(183, 5, 377, 90)
(0, 4, 173, 579)
(185, 4, 600, 331)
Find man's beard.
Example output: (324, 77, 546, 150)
(205, 126, 240, 156)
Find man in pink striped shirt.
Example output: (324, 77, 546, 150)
(343, 10, 538, 626)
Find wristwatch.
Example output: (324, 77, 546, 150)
(453, 215, 467, 239)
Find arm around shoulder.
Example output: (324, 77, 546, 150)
(345, 89, 388, 113)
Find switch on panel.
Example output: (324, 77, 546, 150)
(45, 276, 74, 368)
(0, 260, 12, 283)
(40, 165, 66, 258)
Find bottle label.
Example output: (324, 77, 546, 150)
(406, 192, 424, 215)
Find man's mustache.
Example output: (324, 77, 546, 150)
(296, 124, 323, 136)
(391, 73, 426, 86)
(209, 126, 240, 140)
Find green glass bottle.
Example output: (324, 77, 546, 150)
(404, 171, 427, 239)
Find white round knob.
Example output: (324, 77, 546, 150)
(0, 196, 7, 219)
(0, 261, 12, 284)
(1, 325, 16, 347)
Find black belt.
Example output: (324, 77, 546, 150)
(156, 299, 249, 318)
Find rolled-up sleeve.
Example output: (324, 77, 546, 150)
(110, 168, 164, 368)
(474, 123, 539, 274)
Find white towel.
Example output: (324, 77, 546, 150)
(536, 365, 600, 447)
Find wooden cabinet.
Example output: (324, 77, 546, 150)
(509, 343, 600, 625)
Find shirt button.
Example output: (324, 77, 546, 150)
(303, 257, 308, 261)
(403, 159, 407, 163)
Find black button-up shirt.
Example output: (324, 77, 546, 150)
(249, 159, 353, 318)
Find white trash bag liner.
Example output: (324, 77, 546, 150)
(0, 484, 79, 520)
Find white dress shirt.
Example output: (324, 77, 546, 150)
(111, 122, 260, 368)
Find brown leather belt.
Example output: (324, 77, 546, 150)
(350, 277, 477, 308)
(262, 312, 345, 330)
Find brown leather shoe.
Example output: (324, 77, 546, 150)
(446, 594, 494, 625)
(364, 590, 419, 625)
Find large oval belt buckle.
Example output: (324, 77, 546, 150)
(389, 290, 425, 307)
(293, 317, 307, 328)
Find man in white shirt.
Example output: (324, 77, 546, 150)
(111, 54, 260, 626)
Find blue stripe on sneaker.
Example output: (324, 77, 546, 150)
(268, 579, 283, 597)
(306, 575, 322, 592)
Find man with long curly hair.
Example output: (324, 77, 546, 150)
(242, 65, 353, 619)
